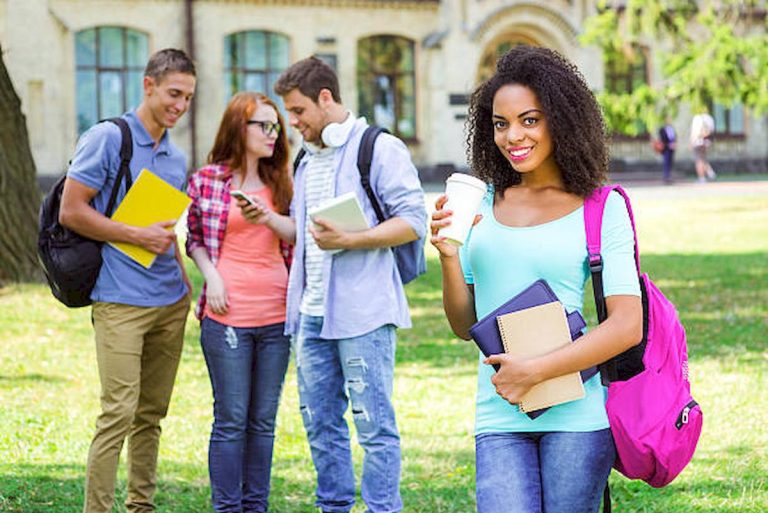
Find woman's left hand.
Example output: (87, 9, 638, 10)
(484, 354, 541, 406)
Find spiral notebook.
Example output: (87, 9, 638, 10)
(496, 301, 585, 413)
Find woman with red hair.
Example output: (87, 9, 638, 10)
(186, 92, 295, 513)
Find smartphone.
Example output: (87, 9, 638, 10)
(230, 189, 256, 206)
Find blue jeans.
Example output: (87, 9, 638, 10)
(200, 317, 291, 513)
(475, 430, 615, 513)
(294, 315, 402, 513)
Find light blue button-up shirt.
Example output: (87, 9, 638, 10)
(285, 117, 427, 339)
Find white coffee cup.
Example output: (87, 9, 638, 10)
(438, 173, 487, 246)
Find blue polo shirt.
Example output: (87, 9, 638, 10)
(67, 110, 188, 307)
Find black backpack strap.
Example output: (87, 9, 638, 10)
(293, 148, 306, 176)
(590, 248, 620, 384)
(357, 126, 388, 224)
(103, 117, 133, 217)
(589, 254, 608, 324)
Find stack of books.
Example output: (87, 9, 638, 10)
(469, 280, 595, 418)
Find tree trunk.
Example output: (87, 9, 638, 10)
(0, 45, 43, 285)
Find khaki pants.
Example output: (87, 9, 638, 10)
(83, 296, 189, 513)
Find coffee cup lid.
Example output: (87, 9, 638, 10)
(447, 173, 486, 190)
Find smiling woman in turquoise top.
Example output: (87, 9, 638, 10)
(430, 46, 643, 513)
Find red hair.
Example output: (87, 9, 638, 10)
(207, 92, 293, 214)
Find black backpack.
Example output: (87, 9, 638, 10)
(293, 126, 426, 284)
(37, 118, 134, 307)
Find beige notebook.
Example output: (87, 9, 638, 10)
(496, 301, 585, 412)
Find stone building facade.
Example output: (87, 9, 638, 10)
(1, 0, 765, 185)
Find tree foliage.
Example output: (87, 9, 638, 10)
(581, 0, 768, 135)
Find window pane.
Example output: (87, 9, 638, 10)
(243, 72, 266, 93)
(396, 75, 416, 138)
(316, 53, 337, 72)
(372, 74, 396, 133)
(397, 40, 414, 72)
(126, 30, 147, 67)
(373, 39, 398, 71)
(126, 71, 143, 109)
(268, 34, 289, 68)
(357, 40, 372, 74)
(357, 74, 375, 123)
(267, 72, 283, 99)
(729, 103, 744, 134)
(245, 31, 267, 70)
(76, 70, 97, 134)
(223, 34, 237, 68)
(713, 104, 727, 132)
(99, 27, 124, 67)
(99, 71, 124, 119)
(76, 29, 96, 67)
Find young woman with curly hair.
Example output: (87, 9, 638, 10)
(430, 46, 643, 513)
(186, 91, 295, 513)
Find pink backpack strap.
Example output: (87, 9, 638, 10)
(584, 184, 641, 386)
(583, 184, 641, 274)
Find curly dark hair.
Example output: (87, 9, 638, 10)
(466, 45, 608, 197)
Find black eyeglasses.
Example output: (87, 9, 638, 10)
(246, 120, 281, 137)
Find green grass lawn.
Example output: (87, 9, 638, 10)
(1, 189, 766, 512)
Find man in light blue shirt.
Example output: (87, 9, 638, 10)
(274, 56, 426, 513)
(59, 49, 196, 513)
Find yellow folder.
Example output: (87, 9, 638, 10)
(496, 301, 585, 412)
(109, 168, 191, 269)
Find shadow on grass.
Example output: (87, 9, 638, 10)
(609, 442, 767, 512)
(0, 448, 477, 513)
(0, 373, 68, 384)
(4, 441, 764, 513)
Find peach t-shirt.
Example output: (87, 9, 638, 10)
(205, 187, 288, 327)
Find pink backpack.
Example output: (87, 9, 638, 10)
(584, 184, 703, 488)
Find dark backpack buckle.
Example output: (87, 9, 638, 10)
(589, 253, 603, 273)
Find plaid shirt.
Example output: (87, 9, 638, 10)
(186, 163, 233, 319)
(186, 163, 293, 320)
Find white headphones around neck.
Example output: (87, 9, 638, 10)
(321, 123, 346, 147)
(320, 112, 354, 147)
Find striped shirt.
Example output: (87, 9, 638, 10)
(300, 146, 337, 316)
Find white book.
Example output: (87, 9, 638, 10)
(308, 191, 370, 232)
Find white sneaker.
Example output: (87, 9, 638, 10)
(706, 166, 717, 180)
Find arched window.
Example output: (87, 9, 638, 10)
(75, 27, 148, 135)
(357, 36, 416, 140)
(223, 31, 290, 104)
(477, 35, 539, 83)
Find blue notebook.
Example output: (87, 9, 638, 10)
(468, 279, 597, 419)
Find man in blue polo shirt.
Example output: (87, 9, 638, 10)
(59, 48, 196, 513)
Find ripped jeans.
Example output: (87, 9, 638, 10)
(294, 315, 402, 513)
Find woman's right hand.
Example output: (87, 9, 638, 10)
(430, 194, 460, 258)
(205, 271, 229, 315)
(430, 194, 481, 259)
